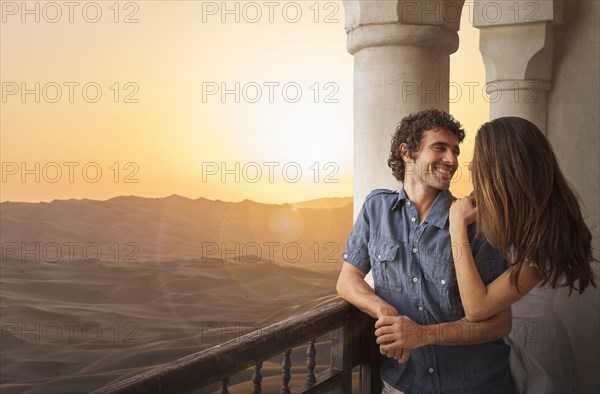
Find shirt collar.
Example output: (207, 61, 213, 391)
(427, 189, 455, 229)
(390, 187, 408, 211)
(392, 186, 456, 229)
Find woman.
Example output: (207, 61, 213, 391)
(448, 116, 597, 393)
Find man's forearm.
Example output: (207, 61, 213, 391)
(336, 263, 397, 319)
(341, 282, 396, 319)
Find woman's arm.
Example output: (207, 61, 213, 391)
(375, 307, 512, 349)
(449, 197, 541, 321)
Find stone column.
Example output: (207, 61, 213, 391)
(343, 0, 465, 217)
(473, 1, 563, 131)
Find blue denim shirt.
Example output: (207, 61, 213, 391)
(342, 188, 516, 394)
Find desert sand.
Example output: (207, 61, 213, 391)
(0, 196, 354, 393)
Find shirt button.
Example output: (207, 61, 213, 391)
(412, 248, 417, 253)
(377, 254, 382, 260)
(440, 279, 446, 285)
(343, 254, 348, 259)
(411, 217, 416, 222)
(428, 368, 434, 373)
(418, 306, 424, 311)
(412, 277, 418, 283)
(406, 201, 411, 206)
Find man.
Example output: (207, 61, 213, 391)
(337, 109, 516, 393)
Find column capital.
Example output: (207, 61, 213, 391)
(343, 0, 465, 55)
(473, 0, 564, 84)
(473, 1, 563, 131)
(473, 0, 563, 28)
(479, 21, 554, 84)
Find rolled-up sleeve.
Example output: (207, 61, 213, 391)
(341, 201, 371, 273)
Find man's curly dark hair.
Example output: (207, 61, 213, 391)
(388, 109, 465, 182)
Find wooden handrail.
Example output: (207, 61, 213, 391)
(92, 298, 380, 394)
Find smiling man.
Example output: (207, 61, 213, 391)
(337, 109, 516, 394)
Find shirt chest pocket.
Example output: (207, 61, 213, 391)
(422, 256, 462, 316)
(422, 256, 457, 287)
(368, 240, 403, 292)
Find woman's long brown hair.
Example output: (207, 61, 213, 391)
(472, 117, 597, 294)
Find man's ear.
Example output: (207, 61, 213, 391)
(400, 143, 412, 163)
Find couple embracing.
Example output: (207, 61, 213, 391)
(337, 109, 596, 394)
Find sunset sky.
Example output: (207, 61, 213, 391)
(1, 0, 489, 204)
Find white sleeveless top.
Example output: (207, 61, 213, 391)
(506, 285, 579, 393)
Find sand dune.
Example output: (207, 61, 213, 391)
(1, 196, 354, 393)
(1, 257, 343, 393)
(289, 196, 352, 210)
(1, 195, 353, 264)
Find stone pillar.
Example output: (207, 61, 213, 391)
(473, 1, 563, 131)
(343, 0, 465, 217)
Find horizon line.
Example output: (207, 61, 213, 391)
(0, 193, 355, 206)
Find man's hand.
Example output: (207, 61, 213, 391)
(375, 304, 399, 319)
(336, 263, 412, 363)
(375, 315, 430, 352)
(379, 345, 411, 363)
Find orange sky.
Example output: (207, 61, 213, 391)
(1, 1, 488, 203)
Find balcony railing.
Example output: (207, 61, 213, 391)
(92, 298, 382, 394)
